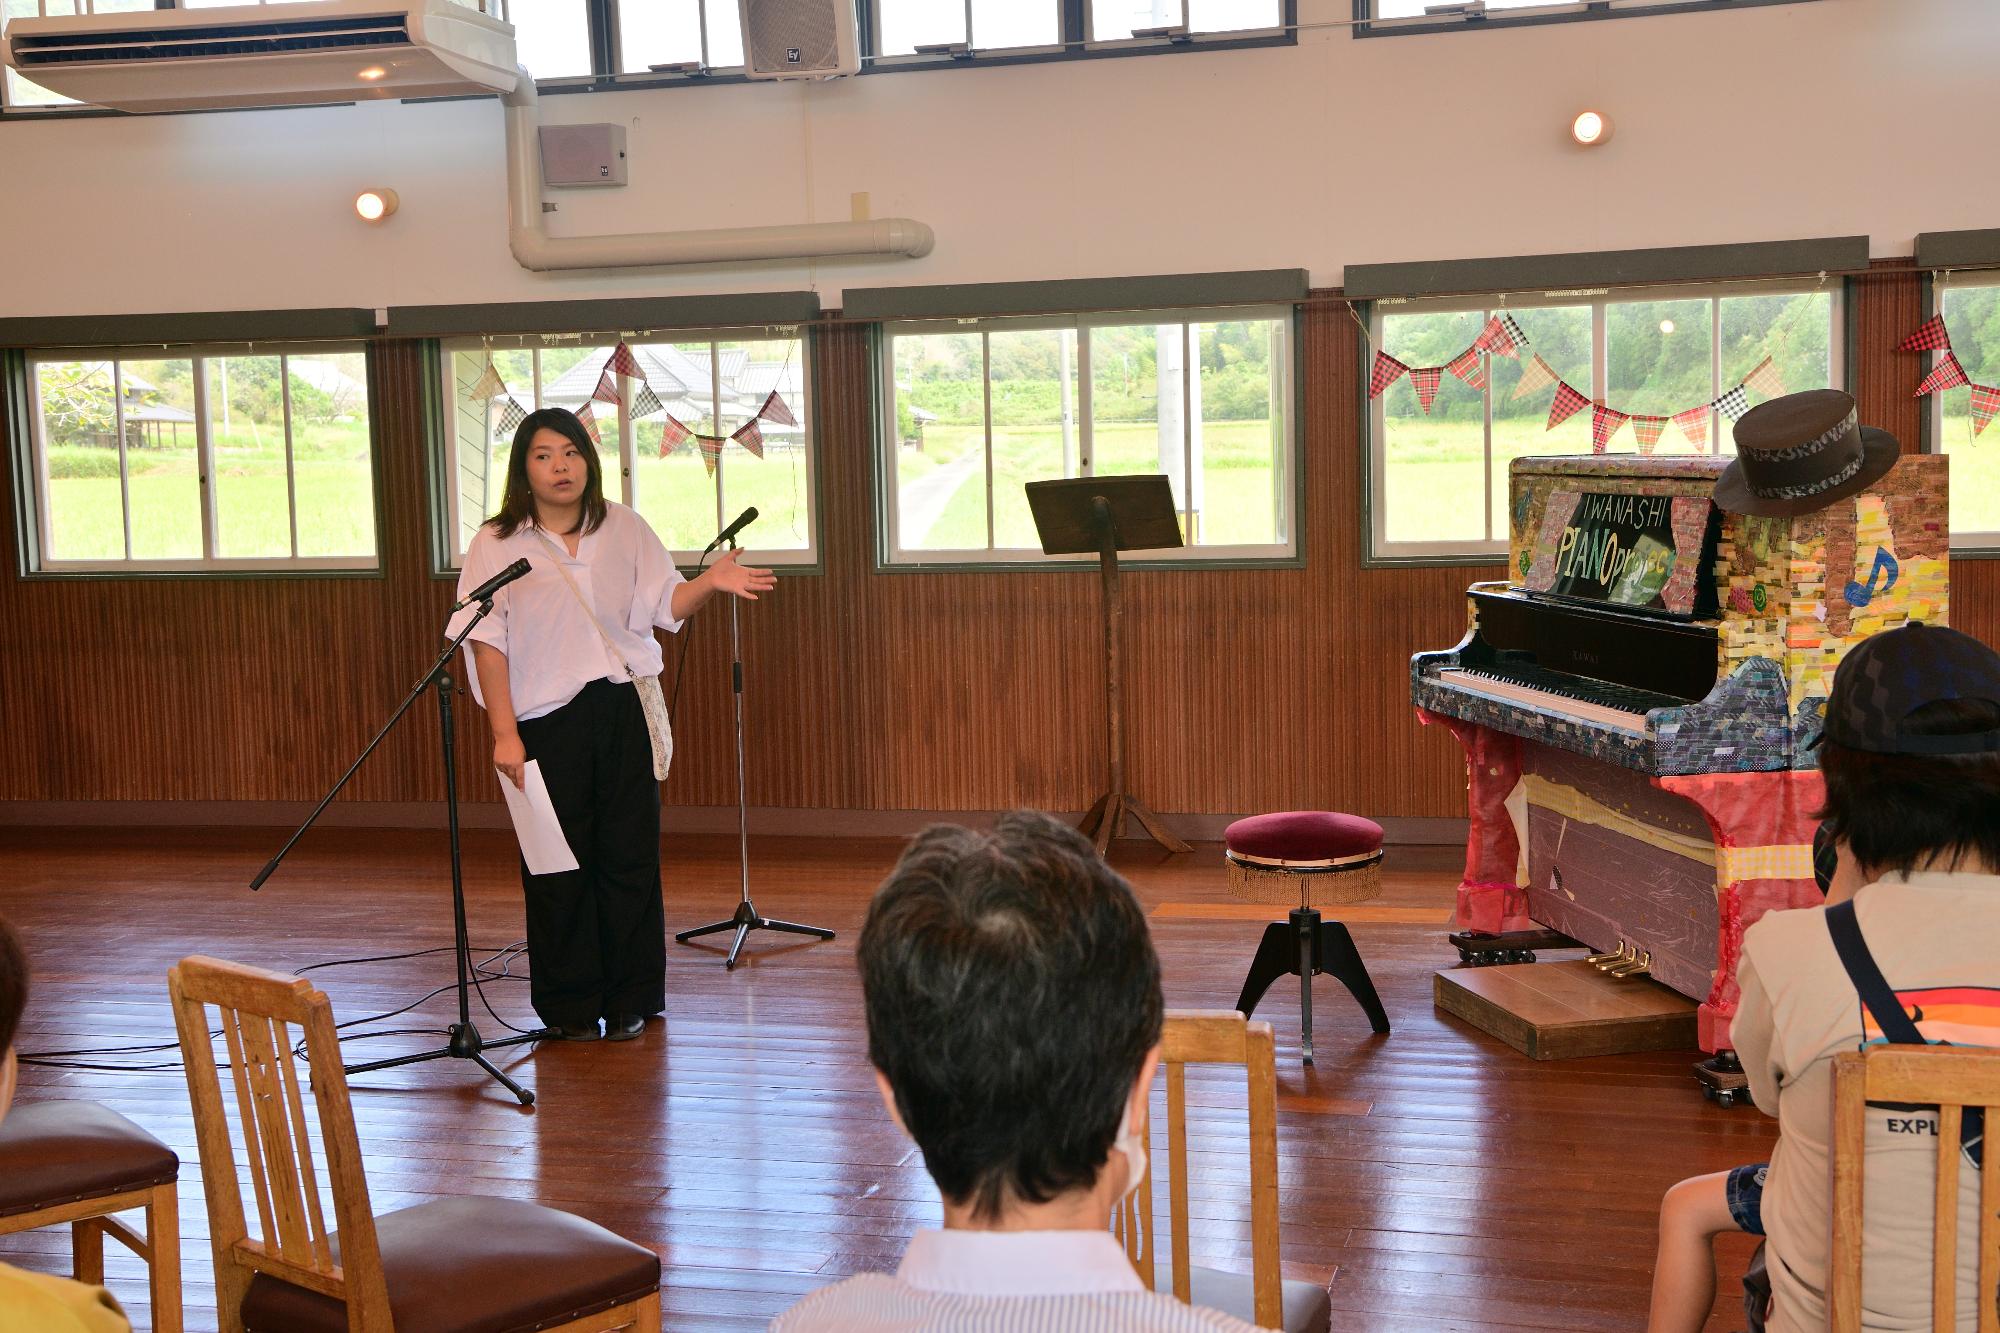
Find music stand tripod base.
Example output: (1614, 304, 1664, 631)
(677, 902, 835, 971)
(1078, 792, 1191, 857)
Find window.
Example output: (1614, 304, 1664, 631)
(880, 308, 1295, 565)
(1369, 279, 1841, 560)
(0, 0, 151, 110)
(1092, 0, 1280, 41)
(874, 0, 1059, 55)
(440, 331, 816, 567)
(1929, 275, 2000, 548)
(1359, 0, 1818, 33)
(19, 344, 378, 572)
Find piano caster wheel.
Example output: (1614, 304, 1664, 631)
(1702, 1085, 1743, 1109)
(1505, 949, 1535, 964)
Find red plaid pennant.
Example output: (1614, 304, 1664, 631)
(1916, 353, 1971, 396)
(696, 434, 725, 478)
(607, 341, 644, 380)
(574, 401, 601, 445)
(659, 414, 691, 456)
(1445, 346, 1486, 390)
(592, 366, 621, 405)
(1590, 403, 1630, 454)
(1547, 380, 1590, 430)
(1974, 383, 2000, 436)
(1671, 404, 1710, 450)
(495, 396, 527, 436)
(1630, 414, 1668, 455)
(1897, 314, 1952, 353)
(1715, 387, 1751, 422)
(1368, 351, 1410, 399)
(1511, 354, 1558, 401)
(1476, 313, 1528, 358)
(1409, 367, 1443, 414)
(758, 390, 798, 427)
(732, 418, 765, 458)
(1744, 355, 1786, 399)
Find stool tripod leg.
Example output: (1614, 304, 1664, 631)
(1234, 922, 1295, 1018)
(1297, 913, 1315, 1066)
(1317, 919, 1390, 1034)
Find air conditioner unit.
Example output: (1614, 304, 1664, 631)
(1, 0, 517, 113)
(739, 0, 859, 81)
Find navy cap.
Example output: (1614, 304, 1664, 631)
(1814, 623, 2000, 755)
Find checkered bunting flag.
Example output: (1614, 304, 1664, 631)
(1446, 346, 1487, 390)
(696, 434, 725, 478)
(1475, 313, 1528, 358)
(1547, 380, 1590, 430)
(592, 366, 621, 405)
(574, 401, 602, 445)
(1745, 356, 1786, 399)
(1590, 404, 1630, 454)
(1511, 354, 1558, 401)
(1369, 351, 1410, 399)
(1409, 367, 1444, 414)
(1916, 353, 1972, 397)
(607, 341, 644, 380)
(732, 418, 765, 459)
(629, 384, 664, 419)
(1671, 404, 1711, 449)
(1897, 314, 1952, 353)
(1714, 386, 1752, 422)
(658, 414, 691, 457)
(1630, 415, 1668, 455)
(495, 396, 527, 437)
(758, 390, 798, 427)
(1973, 383, 2000, 436)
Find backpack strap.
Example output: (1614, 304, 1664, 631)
(1825, 899, 1926, 1045)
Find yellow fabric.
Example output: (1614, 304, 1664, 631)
(0, 1262, 130, 1333)
(1520, 775, 1715, 866)
(1716, 842, 1814, 883)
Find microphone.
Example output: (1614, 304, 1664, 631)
(704, 506, 758, 555)
(449, 557, 531, 612)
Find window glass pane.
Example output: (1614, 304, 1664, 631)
(971, 0, 1057, 48)
(120, 357, 202, 560)
(631, 339, 721, 552)
(36, 360, 123, 561)
(289, 351, 376, 558)
(705, 1, 743, 65)
(507, 0, 594, 79)
(1091, 0, 1180, 40)
(1719, 290, 1832, 456)
(535, 345, 625, 505)
(893, 331, 985, 550)
(988, 328, 1077, 549)
(1373, 0, 1550, 13)
(878, 0, 966, 54)
(1489, 305, 1590, 540)
(4, 0, 71, 108)
(717, 338, 809, 551)
(1187, 0, 1279, 32)
(617, 0, 703, 69)
(1940, 281, 2000, 538)
(1194, 319, 1281, 546)
(1090, 324, 1174, 504)
(209, 354, 291, 559)
(1606, 297, 1709, 451)
(1379, 309, 1485, 546)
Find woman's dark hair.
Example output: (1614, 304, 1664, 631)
(0, 915, 27, 1059)
(487, 407, 607, 539)
(857, 811, 1163, 1223)
(1818, 697, 2000, 880)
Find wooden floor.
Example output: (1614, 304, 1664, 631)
(0, 826, 1773, 1331)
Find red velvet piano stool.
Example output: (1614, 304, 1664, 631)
(1225, 812, 1391, 1065)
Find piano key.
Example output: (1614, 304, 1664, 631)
(1432, 668, 1650, 734)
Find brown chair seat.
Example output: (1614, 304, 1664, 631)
(240, 1195, 661, 1333)
(0, 1101, 179, 1218)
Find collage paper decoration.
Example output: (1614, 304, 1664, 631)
(1744, 356, 1786, 399)
(732, 418, 765, 458)
(1446, 346, 1487, 390)
(1973, 383, 2000, 436)
(1897, 314, 1952, 353)
(1915, 353, 1971, 396)
(1547, 380, 1590, 429)
(1631, 414, 1668, 456)
(1671, 404, 1711, 450)
(1590, 404, 1630, 454)
(1409, 366, 1444, 414)
(1369, 351, 1410, 399)
(1511, 354, 1557, 401)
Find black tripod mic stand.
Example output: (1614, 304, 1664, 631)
(674, 528, 834, 970)
(252, 599, 552, 1105)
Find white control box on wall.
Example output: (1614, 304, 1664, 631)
(539, 124, 628, 188)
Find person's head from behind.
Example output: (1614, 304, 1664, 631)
(1817, 623, 2000, 880)
(0, 915, 25, 1123)
(491, 407, 606, 538)
(858, 811, 1163, 1226)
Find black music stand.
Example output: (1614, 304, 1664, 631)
(1026, 475, 1191, 857)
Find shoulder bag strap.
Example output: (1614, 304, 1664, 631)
(1824, 899, 1926, 1045)
(530, 529, 638, 682)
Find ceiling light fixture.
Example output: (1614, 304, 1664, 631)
(354, 188, 399, 222)
(1572, 111, 1613, 147)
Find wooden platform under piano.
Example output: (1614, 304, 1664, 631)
(1435, 960, 1699, 1061)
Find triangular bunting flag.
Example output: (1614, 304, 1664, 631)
(659, 414, 690, 457)
(607, 340, 644, 380)
(592, 366, 621, 405)
(1715, 387, 1751, 422)
(758, 390, 798, 427)
(630, 384, 663, 419)
(1590, 403, 1630, 454)
(1500, 313, 1527, 354)
(1671, 404, 1710, 450)
(1973, 383, 2000, 436)
(1631, 415, 1668, 455)
(1368, 351, 1410, 399)
(574, 401, 601, 445)
(470, 359, 508, 401)
(1446, 346, 1487, 390)
(1409, 367, 1443, 414)
(1475, 313, 1527, 358)
(1510, 354, 1557, 401)
(1547, 380, 1590, 430)
(1916, 353, 1971, 396)
(1897, 314, 1952, 353)
(732, 418, 765, 458)
(495, 396, 527, 436)
(696, 434, 725, 478)
(1744, 355, 1786, 399)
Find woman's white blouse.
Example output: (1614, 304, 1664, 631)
(449, 503, 686, 722)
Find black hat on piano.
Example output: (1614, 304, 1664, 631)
(1815, 623, 2000, 755)
(1714, 389, 1901, 518)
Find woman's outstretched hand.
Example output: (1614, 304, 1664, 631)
(707, 548, 777, 601)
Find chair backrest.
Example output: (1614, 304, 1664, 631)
(1113, 1009, 1282, 1331)
(168, 956, 393, 1331)
(1830, 1045, 2000, 1333)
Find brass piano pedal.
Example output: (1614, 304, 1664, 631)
(1588, 941, 1631, 971)
(1609, 950, 1653, 979)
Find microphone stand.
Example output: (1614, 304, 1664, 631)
(674, 531, 835, 970)
(252, 599, 552, 1105)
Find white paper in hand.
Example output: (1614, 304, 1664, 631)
(496, 760, 578, 875)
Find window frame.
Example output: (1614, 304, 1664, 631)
(1352, 0, 1821, 39)
(1923, 269, 2000, 556)
(875, 303, 1302, 571)
(13, 339, 384, 577)
(1363, 275, 1848, 566)
(433, 326, 821, 573)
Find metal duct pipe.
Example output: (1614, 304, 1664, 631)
(501, 69, 934, 272)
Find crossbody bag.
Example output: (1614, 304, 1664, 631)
(531, 531, 673, 782)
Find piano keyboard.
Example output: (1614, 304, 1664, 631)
(1432, 666, 1682, 734)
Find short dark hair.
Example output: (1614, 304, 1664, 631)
(1818, 697, 2000, 880)
(858, 812, 1164, 1222)
(0, 915, 27, 1058)
(488, 407, 608, 540)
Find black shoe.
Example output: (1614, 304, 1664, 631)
(555, 1022, 601, 1042)
(604, 1014, 644, 1042)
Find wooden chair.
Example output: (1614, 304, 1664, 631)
(1113, 1009, 1331, 1332)
(1830, 1045, 2000, 1333)
(0, 1101, 182, 1332)
(168, 955, 662, 1333)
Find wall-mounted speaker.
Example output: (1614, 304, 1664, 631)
(739, 0, 859, 80)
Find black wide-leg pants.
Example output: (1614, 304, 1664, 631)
(515, 678, 666, 1029)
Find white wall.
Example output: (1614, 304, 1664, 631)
(0, 0, 1993, 318)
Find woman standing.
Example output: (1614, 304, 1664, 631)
(452, 407, 773, 1042)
